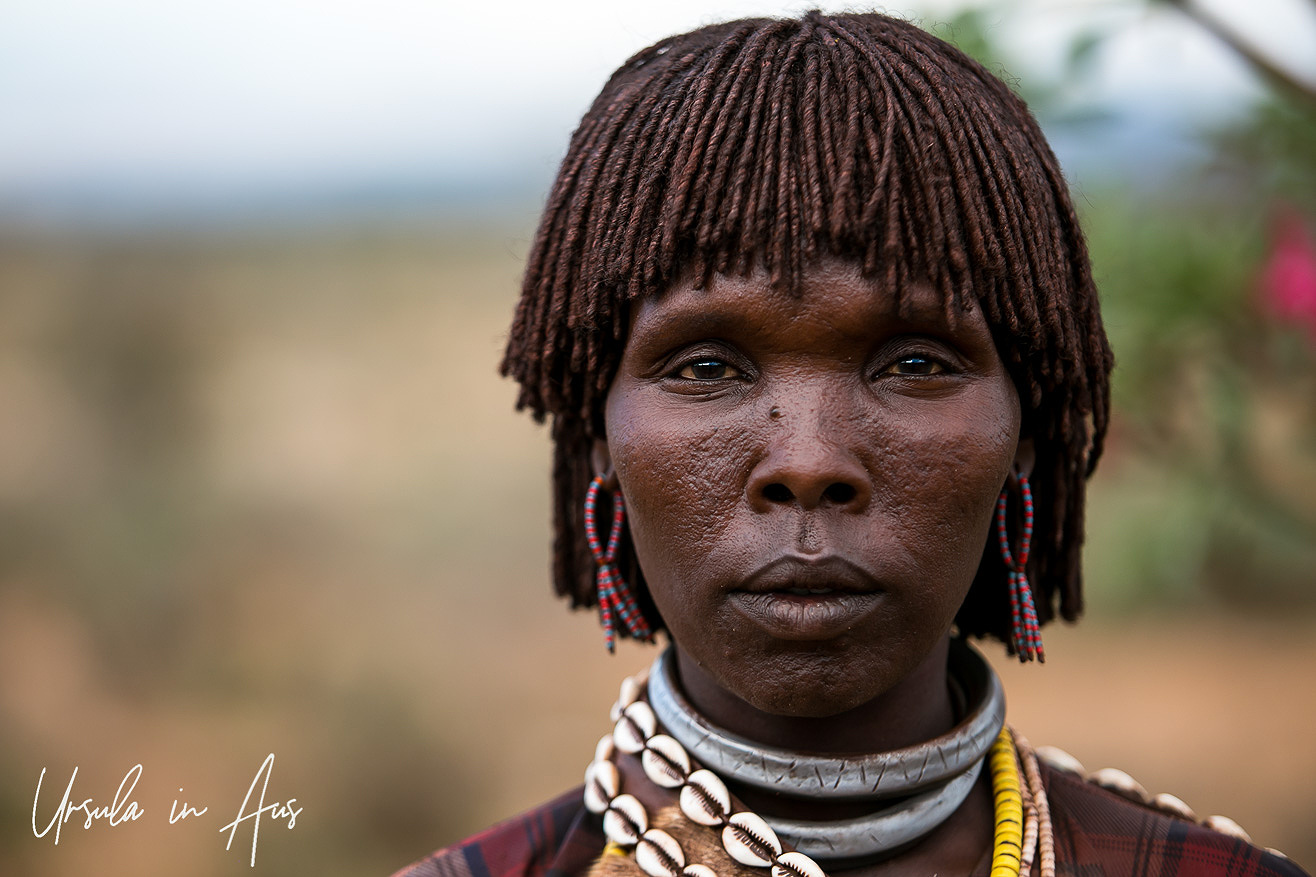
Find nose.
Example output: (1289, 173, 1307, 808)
(747, 407, 873, 513)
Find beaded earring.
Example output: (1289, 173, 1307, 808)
(584, 476, 653, 652)
(995, 474, 1045, 662)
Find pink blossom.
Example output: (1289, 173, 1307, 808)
(1260, 208, 1316, 345)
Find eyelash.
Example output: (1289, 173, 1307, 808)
(880, 355, 948, 377)
(666, 349, 954, 384)
(674, 356, 743, 381)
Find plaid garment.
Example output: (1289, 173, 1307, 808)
(390, 763, 1309, 877)
(390, 787, 604, 877)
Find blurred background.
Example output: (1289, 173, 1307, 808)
(1, 0, 1314, 874)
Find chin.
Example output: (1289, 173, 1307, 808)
(725, 652, 893, 718)
(748, 689, 874, 719)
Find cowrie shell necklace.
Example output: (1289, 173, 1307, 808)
(586, 668, 828, 877)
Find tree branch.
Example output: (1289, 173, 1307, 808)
(1163, 0, 1316, 112)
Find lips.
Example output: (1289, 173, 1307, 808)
(730, 555, 884, 640)
(738, 555, 882, 595)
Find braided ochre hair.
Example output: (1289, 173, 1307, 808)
(501, 11, 1113, 647)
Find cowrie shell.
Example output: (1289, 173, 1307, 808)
(1088, 768, 1149, 804)
(635, 828, 685, 877)
(721, 812, 782, 868)
(679, 769, 731, 826)
(584, 760, 619, 814)
(772, 851, 826, 877)
(603, 794, 648, 846)
(683, 866, 718, 877)
(614, 701, 657, 754)
(1203, 815, 1252, 843)
(1034, 745, 1085, 775)
(642, 734, 691, 788)
(595, 734, 616, 764)
(619, 676, 644, 709)
(1151, 792, 1196, 822)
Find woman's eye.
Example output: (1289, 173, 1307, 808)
(885, 356, 945, 376)
(678, 359, 739, 380)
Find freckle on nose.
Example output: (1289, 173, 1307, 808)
(769, 407, 782, 420)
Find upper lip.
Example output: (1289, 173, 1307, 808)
(737, 555, 882, 595)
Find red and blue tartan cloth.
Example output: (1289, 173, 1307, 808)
(390, 762, 1309, 877)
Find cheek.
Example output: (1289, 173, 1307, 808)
(873, 399, 1019, 580)
(606, 396, 758, 583)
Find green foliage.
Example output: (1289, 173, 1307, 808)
(1211, 97, 1316, 213)
(1080, 141, 1316, 608)
(1086, 196, 1264, 417)
(955, 0, 1316, 609)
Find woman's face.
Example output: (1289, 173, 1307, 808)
(600, 260, 1024, 719)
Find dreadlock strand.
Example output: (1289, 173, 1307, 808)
(702, 49, 773, 268)
(661, 32, 761, 258)
(698, 31, 774, 265)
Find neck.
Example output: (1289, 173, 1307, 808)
(672, 634, 956, 756)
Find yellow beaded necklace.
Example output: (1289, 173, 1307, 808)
(989, 727, 1027, 877)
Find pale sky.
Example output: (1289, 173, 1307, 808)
(1, 0, 1312, 220)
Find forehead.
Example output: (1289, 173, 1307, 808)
(627, 259, 989, 345)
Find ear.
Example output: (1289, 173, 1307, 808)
(1012, 435, 1035, 482)
(591, 438, 619, 491)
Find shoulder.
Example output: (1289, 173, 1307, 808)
(1039, 758, 1309, 877)
(391, 787, 602, 877)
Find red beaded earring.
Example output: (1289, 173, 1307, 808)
(584, 476, 653, 652)
(995, 474, 1044, 662)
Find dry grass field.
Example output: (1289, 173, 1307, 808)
(0, 226, 1312, 876)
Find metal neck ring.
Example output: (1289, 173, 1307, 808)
(646, 637, 1005, 801)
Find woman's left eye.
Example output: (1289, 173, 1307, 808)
(678, 359, 739, 380)
(883, 356, 945, 376)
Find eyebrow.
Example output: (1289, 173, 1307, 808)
(632, 283, 970, 339)
(887, 281, 970, 323)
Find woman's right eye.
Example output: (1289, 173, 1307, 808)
(676, 358, 740, 381)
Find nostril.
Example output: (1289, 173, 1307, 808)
(823, 483, 857, 505)
(763, 483, 793, 503)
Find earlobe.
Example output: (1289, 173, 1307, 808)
(1012, 436, 1035, 482)
(591, 439, 619, 491)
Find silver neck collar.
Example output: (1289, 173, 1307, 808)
(644, 638, 1005, 862)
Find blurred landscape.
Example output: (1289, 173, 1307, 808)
(2, 2, 1315, 875)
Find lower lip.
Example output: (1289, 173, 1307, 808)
(729, 592, 882, 640)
